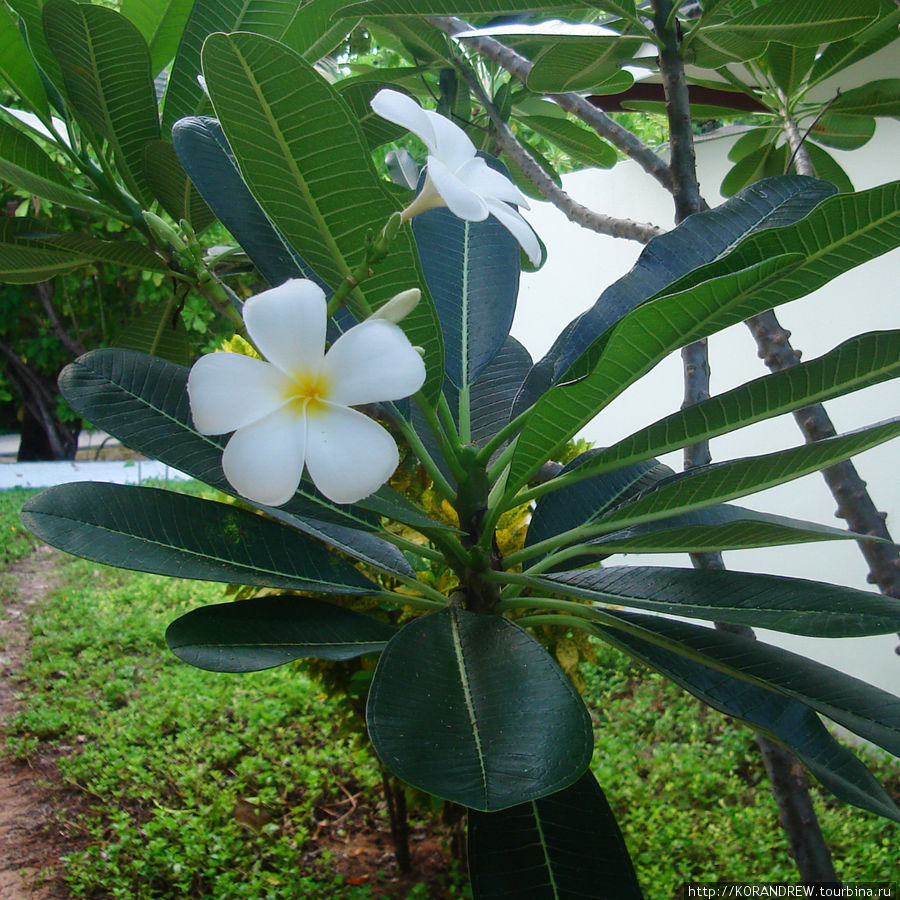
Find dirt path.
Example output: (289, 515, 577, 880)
(1, 546, 71, 899)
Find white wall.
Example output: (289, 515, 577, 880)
(512, 117, 900, 695)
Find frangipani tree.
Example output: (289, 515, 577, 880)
(19, 22, 900, 894)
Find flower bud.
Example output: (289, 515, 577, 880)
(369, 288, 420, 324)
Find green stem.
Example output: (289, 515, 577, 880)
(438, 393, 462, 446)
(475, 406, 530, 465)
(414, 393, 467, 483)
(379, 531, 446, 564)
(394, 413, 456, 502)
(375, 587, 447, 610)
(457, 383, 471, 445)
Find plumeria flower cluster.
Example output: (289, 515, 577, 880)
(188, 279, 425, 506)
(371, 89, 542, 266)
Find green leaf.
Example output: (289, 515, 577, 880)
(713, 0, 881, 47)
(525, 35, 644, 93)
(166, 595, 396, 672)
(411, 174, 521, 386)
(727, 126, 779, 163)
(366, 608, 593, 811)
(593, 418, 900, 532)
(21, 483, 376, 594)
(830, 78, 900, 117)
(172, 116, 323, 289)
(142, 139, 217, 233)
(805, 143, 854, 193)
(538, 566, 900, 637)
(562, 329, 900, 480)
(42, 0, 160, 204)
(0, 118, 99, 210)
(110, 303, 191, 366)
(594, 625, 900, 823)
(335, 81, 411, 150)
(809, 113, 876, 150)
(519, 115, 617, 169)
(0, 2, 49, 119)
(468, 772, 643, 899)
(337, 0, 590, 15)
(5, 0, 64, 95)
(586, 505, 883, 556)
(282, 0, 359, 62)
(765, 42, 817, 94)
(721, 142, 789, 197)
(595, 610, 900, 756)
(56, 349, 424, 576)
(509, 253, 806, 493)
(688, 27, 767, 67)
(201, 32, 443, 402)
(120, 0, 193, 76)
(466, 336, 532, 448)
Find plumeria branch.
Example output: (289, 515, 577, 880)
(427, 15, 675, 194)
(447, 48, 665, 243)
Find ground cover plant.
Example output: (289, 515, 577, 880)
(3, 0, 900, 893)
(2, 487, 897, 897)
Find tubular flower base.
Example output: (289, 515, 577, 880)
(371, 88, 542, 265)
(187, 279, 426, 506)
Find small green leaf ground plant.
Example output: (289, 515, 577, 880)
(14, 9, 900, 897)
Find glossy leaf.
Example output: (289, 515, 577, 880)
(526, 35, 644, 94)
(201, 32, 443, 401)
(538, 565, 900, 637)
(21, 483, 376, 594)
(468, 771, 642, 899)
(172, 116, 322, 289)
(0, 2, 49, 119)
(595, 611, 900, 757)
(519, 115, 617, 169)
(594, 418, 900, 532)
(43, 0, 160, 204)
(142, 139, 217, 232)
(166, 595, 396, 672)
(0, 119, 99, 211)
(712, 0, 881, 47)
(595, 626, 900, 822)
(829, 78, 900, 117)
(561, 329, 900, 480)
(367, 608, 593, 811)
(120, 0, 193, 75)
(412, 171, 520, 386)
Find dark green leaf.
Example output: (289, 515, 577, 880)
(43, 0, 160, 204)
(468, 771, 643, 899)
(412, 164, 520, 386)
(595, 610, 900, 756)
(595, 625, 900, 822)
(142, 139, 217, 233)
(809, 113, 876, 150)
(765, 42, 817, 94)
(337, 0, 589, 15)
(110, 303, 192, 366)
(166, 594, 396, 672)
(538, 566, 900, 637)
(0, 1, 50, 119)
(721, 142, 789, 197)
(172, 116, 323, 289)
(367, 608, 593, 811)
(805, 143, 854, 193)
(335, 80, 411, 149)
(5, 0, 63, 98)
(526, 35, 643, 93)
(120, 0, 193, 75)
(21, 483, 376, 594)
(727, 126, 779, 163)
(201, 32, 443, 401)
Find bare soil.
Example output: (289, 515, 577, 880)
(0, 546, 75, 900)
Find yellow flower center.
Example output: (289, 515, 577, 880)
(284, 371, 331, 417)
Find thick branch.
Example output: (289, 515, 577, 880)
(781, 104, 815, 178)
(657, 2, 839, 882)
(448, 55, 664, 243)
(427, 15, 674, 193)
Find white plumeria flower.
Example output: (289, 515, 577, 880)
(370, 89, 542, 266)
(187, 279, 426, 507)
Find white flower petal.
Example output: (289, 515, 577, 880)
(371, 89, 437, 154)
(485, 198, 543, 266)
(187, 353, 291, 434)
(221, 406, 308, 506)
(427, 155, 489, 221)
(424, 109, 477, 170)
(459, 156, 531, 208)
(323, 319, 426, 406)
(243, 279, 327, 378)
(305, 405, 399, 504)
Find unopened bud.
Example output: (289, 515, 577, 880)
(143, 210, 183, 250)
(369, 288, 421, 324)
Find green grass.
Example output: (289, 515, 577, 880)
(2, 485, 898, 897)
